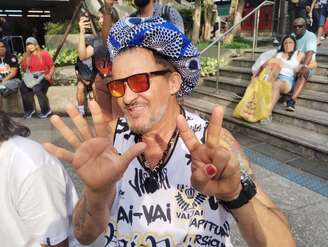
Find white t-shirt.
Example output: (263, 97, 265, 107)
(97, 111, 233, 246)
(0, 136, 79, 246)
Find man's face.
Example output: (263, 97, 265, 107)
(0, 42, 6, 57)
(112, 48, 174, 134)
(293, 19, 306, 37)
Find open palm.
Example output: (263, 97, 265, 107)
(44, 101, 145, 193)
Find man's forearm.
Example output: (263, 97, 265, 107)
(304, 51, 314, 65)
(73, 187, 115, 244)
(232, 197, 295, 247)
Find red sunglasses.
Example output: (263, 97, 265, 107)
(107, 69, 171, 98)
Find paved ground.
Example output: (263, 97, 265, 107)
(13, 116, 328, 247)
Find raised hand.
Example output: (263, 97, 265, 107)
(177, 106, 241, 201)
(44, 101, 146, 194)
(79, 16, 91, 34)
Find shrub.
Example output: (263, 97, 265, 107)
(44, 47, 78, 66)
(200, 56, 228, 77)
(44, 21, 79, 35)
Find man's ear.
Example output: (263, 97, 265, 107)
(168, 72, 182, 95)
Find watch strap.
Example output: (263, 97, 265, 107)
(221, 172, 257, 210)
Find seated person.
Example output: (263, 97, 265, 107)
(0, 39, 21, 97)
(0, 111, 79, 246)
(287, 17, 317, 111)
(20, 37, 54, 119)
(263, 35, 304, 123)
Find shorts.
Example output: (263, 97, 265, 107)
(319, 4, 328, 26)
(277, 74, 295, 92)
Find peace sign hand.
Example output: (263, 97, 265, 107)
(44, 101, 146, 195)
(177, 106, 241, 201)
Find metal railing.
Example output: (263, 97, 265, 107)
(200, 0, 274, 92)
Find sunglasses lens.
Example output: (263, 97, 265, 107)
(108, 81, 125, 97)
(128, 74, 149, 93)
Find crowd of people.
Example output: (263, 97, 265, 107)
(0, 0, 320, 246)
(289, 0, 328, 45)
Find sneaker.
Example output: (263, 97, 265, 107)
(286, 99, 296, 112)
(23, 110, 35, 119)
(260, 115, 272, 125)
(38, 110, 53, 119)
(320, 36, 325, 41)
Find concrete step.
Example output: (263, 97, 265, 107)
(191, 86, 328, 135)
(218, 65, 328, 93)
(243, 48, 328, 63)
(204, 74, 328, 113)
(182, 96, 328, 162)
(231, 56, 328, 77)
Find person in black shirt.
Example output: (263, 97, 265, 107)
(0, 39, 21, 97)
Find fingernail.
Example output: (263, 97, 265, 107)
(205, 164, 217, 177)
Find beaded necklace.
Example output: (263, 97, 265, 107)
(136, 127, 179, 193)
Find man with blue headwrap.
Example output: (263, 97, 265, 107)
(45, 17, 295, 246)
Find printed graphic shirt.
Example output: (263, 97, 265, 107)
(0, 54, 20, 80)
(103, 111, 234, 247)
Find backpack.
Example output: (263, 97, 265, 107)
(75, 57, 97, 82)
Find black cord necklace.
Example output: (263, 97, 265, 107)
(136, 128, 179, 194)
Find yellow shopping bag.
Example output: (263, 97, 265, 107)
(233, 68, 273, 122)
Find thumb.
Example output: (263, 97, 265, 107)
(120, 142, 147, 169)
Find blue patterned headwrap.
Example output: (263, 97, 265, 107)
(107, 16, 200, 96)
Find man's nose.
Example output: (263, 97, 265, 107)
(122, 83, 138, 104)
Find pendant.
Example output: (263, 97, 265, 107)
(144, 176, 159, 194)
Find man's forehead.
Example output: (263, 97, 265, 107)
(294, 19, 305, 25)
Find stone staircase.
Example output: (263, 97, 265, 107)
(183, 49, 328, 162)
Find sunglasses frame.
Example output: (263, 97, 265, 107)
(107, 69, 171, 98)
(293, 24, 305, 29)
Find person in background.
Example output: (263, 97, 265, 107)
(286, 17, 317, 111)
(309, 0, 328, 44)
(76, 15, 99, 116)
(306, 0, 320, 33)
(0, 110, 79, 246)
(44, 17, 295, 246)
(262, 35, 304, 124)
(20, 37, 54, 119)
(0, 39, 21, 97)
(288, 0, 308, 32)
(101, 0, 184, 47)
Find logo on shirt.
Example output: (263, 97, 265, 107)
(175, 184, 206, 220)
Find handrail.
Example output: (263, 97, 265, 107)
(200, 0, 274, 55)
(200, 0, 274, 92)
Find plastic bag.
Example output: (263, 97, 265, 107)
(251, 49, 277, 76)
(233, 67, 274, 122)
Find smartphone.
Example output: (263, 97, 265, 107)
(80, 7, 92, 33)
(80, 7, 89, 18)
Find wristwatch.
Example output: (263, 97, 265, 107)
(221, 171, 257, 210)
